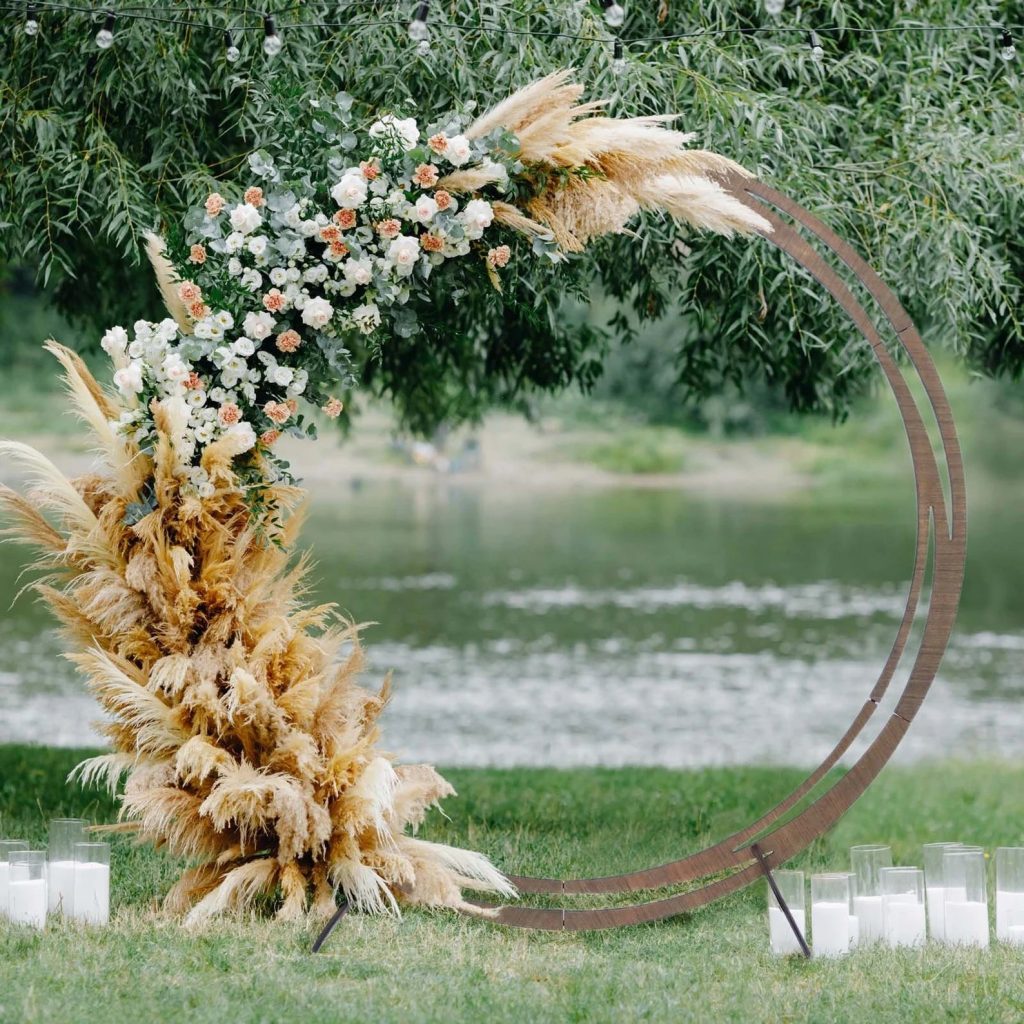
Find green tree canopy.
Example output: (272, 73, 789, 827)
(1, 1, 1021, 432)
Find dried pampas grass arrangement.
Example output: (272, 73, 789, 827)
(1, 71, 765, 926)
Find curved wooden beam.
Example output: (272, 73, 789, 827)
(464, 177, 967, 929)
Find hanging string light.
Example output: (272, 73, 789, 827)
(95, 11, 115, 50)
(224, 29, 240, 63)
(24, 4, 38, 35)
(262, 15, 282, 56)
(999, 30, 1016, 61)
(809, 30, 824, 63)
(764, 0, 785, 15)
(601, 0, 625, 29)
(408, 1, 430, 45)
(613, 37, 626, 74)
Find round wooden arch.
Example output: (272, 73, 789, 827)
(465, 175, 968, 931)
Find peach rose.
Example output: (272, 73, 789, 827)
(177, 281, 201, 303)
(333, 209, 357, 229)
(359, 160, 380, 180)
(434, 190, 453, 212)
(243, 186, 265, 207)
(428, 133, 448, 154)
(263, 289, 287, 312)
(319, 224, 341, 244)
(188, 244, 207, 264)
(263, 401, 290, 425)
(276, 330, 301, 353)
(260, 429, 281, 446)
(189, 301, 211, 320)
(487, 244, 512, 269)
(413, 163, 439, 188)
(205, 193, 225, 217)
(376, 219, 401, 239)
(421, 233, 444, 253)
(218, 402, 241, 426)
(285, 398, 298, 414)
(323, 397, 344, 419)
(330, 240, 349, 258)
(184, 371, 203, 390)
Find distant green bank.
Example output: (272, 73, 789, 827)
(2, 746, 1023, 1024)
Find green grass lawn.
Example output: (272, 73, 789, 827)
(2, 746, 1024, 1023)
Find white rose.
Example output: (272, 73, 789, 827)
(411, 194, 439, 225)
(301, 296, 334, 329)
(290, 369, 308, 394)
(232, 337, 256, 357)
(162, 353, 190, 384)
(269, 267, 288, 286)
(224, 232, 245, 253)
(247, 235, 268, 257)
(330, 172, 368, 209)
(113, 362, 144, 396)
(460, 198, 494, 238)
(240, 268, 262, 292)
(303, 264, 329, 284)
(227, 258, 243, 276)
(352, 302, 381, 334)
(284, 204, 302, 228)
(100, 326, 128, 356)
(229, 202, 262, 235)
(269, 365, 294, 386)
(223, 421, 257, 454)
(214, 310, 235, 329)
(343, 258, 374, 286)
(387, 235, 421, 276)
(242, 311, 275, 340)
(369, 114, 419, 151)
(446, 134, 472, 166)
(133, 319, 153, 338)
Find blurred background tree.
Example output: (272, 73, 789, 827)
(0, 0, 1021, 433)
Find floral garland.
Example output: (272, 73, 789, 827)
(103, 99, 549, 509)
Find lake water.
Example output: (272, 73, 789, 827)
(2, 472, 1021, 767)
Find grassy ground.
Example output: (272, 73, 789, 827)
(2, 747, 1023, 1023)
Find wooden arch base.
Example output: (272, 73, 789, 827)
(466, 177, 968, 931)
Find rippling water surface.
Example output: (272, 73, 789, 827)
(1, 478, 1021, 766)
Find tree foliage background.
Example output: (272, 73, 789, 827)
(0, 0, 1021, 432)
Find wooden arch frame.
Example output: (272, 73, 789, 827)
(466, 176, 968, 931)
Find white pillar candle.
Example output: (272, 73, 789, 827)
(996, 891, 1024, 941)
(848, 915, 860, 948)
(1006, 925, 1024, 947)
(72, 862, 110, 925)
(853, 894, 884, 944)
(47, 859, 76, 915)
(812, 901, 850, 957)
(768, 905, 806, 955)
(0, 863, 8, 920)
(944, 900, 989, 948)
(8, 878, 46, 929)
(926, 886, 946, 941)
(885, 899, 926, 947)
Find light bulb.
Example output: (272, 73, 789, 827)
(225, 30, 240, 63)
(95, 12, 115, 50)
(263, 16, 282, 57)
(764, 0, 784, 14)
(1000, 31, 1016, 62)
(409, 2, 430, 42)
(809, 30, 824, 63)
(613, 39, 626, 74)
(603, 1, 625, 28)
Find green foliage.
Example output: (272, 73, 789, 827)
(1, 1, 1021, 434)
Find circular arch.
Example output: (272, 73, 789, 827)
(464, 176, 967, 931)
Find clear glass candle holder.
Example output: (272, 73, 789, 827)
(73, 842, 110, 926)
(881, 867, 926, 948)
(0, 840, 30, 921)
(943, 847, 989, 948)
(841, 872, 860, 948)
(47, 818, 87, 915)
(811, 873, 851, 958)
(995, 847, 1024, 945)
(923, 842, 961, 942)
(850, 844, 891, 944)
(8, 850, 47, 929)
(767, 869, 805, 955)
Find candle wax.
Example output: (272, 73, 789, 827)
(1005, 925, 1024, 947)
(73, 862, 110, 925)
(812, 901, 850, 958)
(48, 859, 75, 915)
(768, 905, 806, 955)
(926, 886, 945, 942)
(943, 900, 989, 948)
(884, 899, 926, 948)
(853, 894, 884, 944)
(8, 878, 46, 929)
(848, 914, 860, 948)
(996, 891, 1024, 941)
(0, 862, 8, 920)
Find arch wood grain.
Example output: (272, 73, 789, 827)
(464, 179, 967, 930)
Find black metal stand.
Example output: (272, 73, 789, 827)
(311, 898, 350, 953)
(751, 843, 810, 958)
